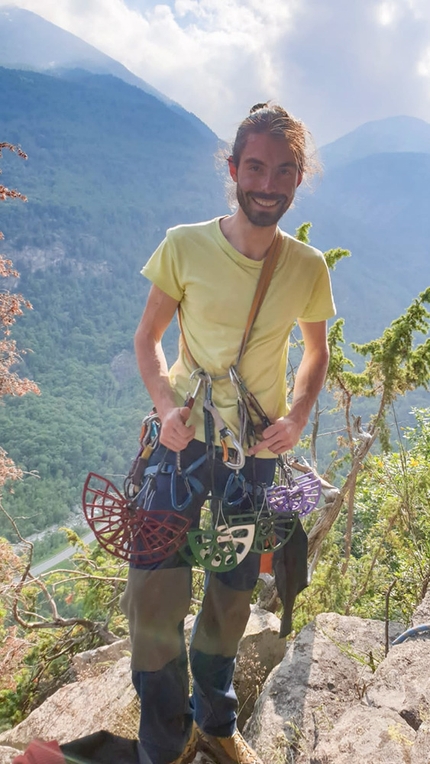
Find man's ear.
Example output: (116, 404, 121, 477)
(227, 155, 238, 182)
(297, 171, 303, 188)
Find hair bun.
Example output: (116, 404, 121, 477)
(249, 103, 269, 114)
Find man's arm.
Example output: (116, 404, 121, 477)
(134, 284, 196, 451)
(248, 320, 329, 455)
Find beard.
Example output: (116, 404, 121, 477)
(236, 184, 291, 227)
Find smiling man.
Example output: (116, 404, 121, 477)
(120, 103, 336, 764)
(229, 133, 301, 227)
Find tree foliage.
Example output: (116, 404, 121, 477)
(297, 407, 430, 629)
(0, 142, 39, 490)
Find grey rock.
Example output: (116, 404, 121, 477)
(0, 608, 281, 756)
(411, 722, 430, 764)
(185, 605, 285, 730)
(72, 637, 131, 678)
(311, 704, 416, 764)
(245, 612, 404, 764)
(0, 656, 139, 748)
(0, 747, 19, 764)
(412, 590, 430, 628)
(367, 641, 430, 731)
(3, 609, 429, 764)
(235, 605, 286, 729)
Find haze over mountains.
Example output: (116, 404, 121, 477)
(288, 115, 430, 334)
(2, 6, 428, 336)
(0, 5, 214, 138)
(0, 8, 429, 543)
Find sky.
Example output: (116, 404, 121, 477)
(1, 0, 430, 144)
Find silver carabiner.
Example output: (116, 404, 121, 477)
(203, 399, 246, 471)
(184, 375, 203, 410)
(222, 428, 246, 470)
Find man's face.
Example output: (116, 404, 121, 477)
(229, 132, 303, 227)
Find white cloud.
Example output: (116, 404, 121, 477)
(418, 47, 430, 77)
(377, 2, 397, 25)
(1, 0, 430, 143)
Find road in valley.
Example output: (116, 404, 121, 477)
(30, 530, 95, 577)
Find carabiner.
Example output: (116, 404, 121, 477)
(203, 399, 246, 470)
(170, 452, 207, 511)
(229, 365, 271, 434)
(171, 469, 194, 511)
(222, 471, 247, 506)
(139, 411, 161, 447)
(184, 369, 206, 410)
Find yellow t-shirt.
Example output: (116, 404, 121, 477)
(142, 217, 336, 457)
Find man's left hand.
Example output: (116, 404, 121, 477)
(248, 415, 305, 456)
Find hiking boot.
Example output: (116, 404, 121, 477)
(196, 728, 263, 764)
(169, 722, 199, 764)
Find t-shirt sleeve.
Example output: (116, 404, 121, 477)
(298, 255, 336, 322)
(141, 231, 184, 302)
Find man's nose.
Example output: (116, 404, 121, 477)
(259, 170, 278, 193)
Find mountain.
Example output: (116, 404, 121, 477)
(0, 64, 227, 542)
(0, 65, 225, 254)
(0, 5, 213, 139)
(320, 115, 430, 168)
(289, 115, 430, 340)
(0, 34, 428, 544)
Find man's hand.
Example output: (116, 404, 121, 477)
(248, 321, 329, 457)
(248, 414, 305, 456)
(159, 406, 196, 452)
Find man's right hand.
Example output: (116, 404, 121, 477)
(159, 406, 196, 452)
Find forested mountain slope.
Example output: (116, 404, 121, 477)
(0, 5, 213, 138)
(0, 62, 429, 542)
(0, 66, 226, 538)
(288, 116, 430, 340)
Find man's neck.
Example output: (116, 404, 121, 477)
(220, 211, 278, 261)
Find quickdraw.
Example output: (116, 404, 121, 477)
(192, 369, 246, 470)
(222, 471, 249, 507)
(228, 365, 272, 448)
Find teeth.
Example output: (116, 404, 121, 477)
(253, 197, 279, 207)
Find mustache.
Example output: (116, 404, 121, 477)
(249, 193, 287, 202)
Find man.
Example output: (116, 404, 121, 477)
(120, 103, 336, 764)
